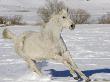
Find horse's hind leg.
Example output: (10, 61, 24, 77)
(25, 58, 43, 76)
(54, 55, 78, 79)
(63, 61, 80, 80)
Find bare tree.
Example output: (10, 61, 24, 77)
(0, 16, 7, 24)
(8, 15, 23, 25)
(98, 13, 110, 24)
(0, 15, 24, 26)
(69, 9, 90, 24)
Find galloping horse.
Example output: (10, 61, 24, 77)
(3, 9, 90, 82)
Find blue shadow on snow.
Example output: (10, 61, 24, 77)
(48, 68, 110, 77)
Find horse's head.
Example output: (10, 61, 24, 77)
(57, 9, 75, 30)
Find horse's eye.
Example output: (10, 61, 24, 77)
(62, 16, 66, 19)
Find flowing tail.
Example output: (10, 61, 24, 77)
(3, 28, 16, 40)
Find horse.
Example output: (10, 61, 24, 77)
(3, 9, 91, 82)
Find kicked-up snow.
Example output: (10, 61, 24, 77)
(0, 24, 110, 82)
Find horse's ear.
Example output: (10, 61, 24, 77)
(58, 9, 67, 15)
(67, 8, 69, 12)
(58, 9, 63, 15)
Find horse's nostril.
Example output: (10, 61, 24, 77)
(71, 24, 73, 27)
(70, 24, 75, 30)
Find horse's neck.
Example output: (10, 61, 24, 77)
(43, 18, 62, 41)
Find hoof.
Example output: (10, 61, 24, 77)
(85, 78, 91, 82)
(74, 76, 80, 80)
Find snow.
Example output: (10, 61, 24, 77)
(0, 24, 110, 82)
(0, 0, 46, 8)
(0, 0, 110, 82)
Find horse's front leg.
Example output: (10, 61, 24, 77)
(63, 51, 91, 82)
(54, 55, 79, 80)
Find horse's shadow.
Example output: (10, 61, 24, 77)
(47, 68, 110, 77)
(37, 61, 110, 78)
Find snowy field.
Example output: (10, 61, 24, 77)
(0, 0, 110, 82)
(0, 24, 110, 82)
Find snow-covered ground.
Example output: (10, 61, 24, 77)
(0, 24, 110, 82)
(0, 0, 110, 82)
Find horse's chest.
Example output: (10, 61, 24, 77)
(35, 38, 63, 56)
(44, 40, 62, 53)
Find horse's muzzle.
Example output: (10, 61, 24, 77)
(69, 24, 75, 30)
